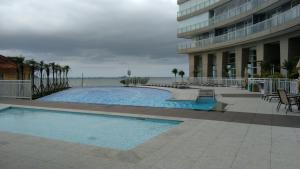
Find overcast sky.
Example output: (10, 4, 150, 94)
(0, 0, 188, 77)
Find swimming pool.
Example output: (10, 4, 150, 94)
(0, 107, 181, 150)
(39, 87, 216, 110)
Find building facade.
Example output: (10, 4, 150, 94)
(177, 0, 300, 78)
(0, 55, 30, 80)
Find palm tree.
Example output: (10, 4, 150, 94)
(54, 64, 59, 88)
(58, 65, 62, 87)
(63, 65, 70, 87)
(282, 59, 295, 78)
(49, 62, 55, 89)
(127, 70, 131, 77)
(44, 64, 50, 91)
(54, 64, 60, 88)
(179, 70, 185, 82)
(172, 68, 178, 82)
(61, 67, 65, 86)
(26, 59, 38, 94)
(260, 61, 272, 75)
(39, 61, 44, 93)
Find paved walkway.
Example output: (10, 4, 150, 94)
(0, 103, 300, 169)
(0, 87, 300, 169)
(146, 86, 300, 116)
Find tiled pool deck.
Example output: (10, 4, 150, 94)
(0, 87, 300, 169)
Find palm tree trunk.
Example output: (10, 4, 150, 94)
(47, 71, 50, 91)
(52, 68, 55, 89)
(40, 69, 43, 94)
(55, 70, 58, 88)
(31, 67, 35, 93)
(66, 70, 69, 86)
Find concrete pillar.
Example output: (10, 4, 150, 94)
(202, 53, 208, 77)
(189, 54, 195, 77)
(280, 38, 289, 76)
(235, 48, 243, 78)
(256, 43, 264, 76)
(216, 51, 223, 78)
(242, 48, 249, 78)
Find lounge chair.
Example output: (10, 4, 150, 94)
(277, 89, 299, 114)
(262, 92, 279, 101)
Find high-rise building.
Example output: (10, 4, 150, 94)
(177, 0, 300, 78)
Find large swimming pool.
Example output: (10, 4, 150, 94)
(39, 87, 216, 110)
(0, 107, 181, 150)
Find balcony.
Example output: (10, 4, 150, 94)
(177, 0, 220, 18)
(177, 0, 269, 37)
(178, 0, 190, 5)
(178, 4, 300, 52)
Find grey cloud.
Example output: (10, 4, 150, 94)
(0, 0, 187, 76)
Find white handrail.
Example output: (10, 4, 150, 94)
(178, 0, 219, 17)
(178, 0, 266, 33)
(0, 80, 32, 99)
(189, 77, 245, 87)
(248, 78, 299, 94)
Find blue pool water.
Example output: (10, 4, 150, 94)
(0, 107, 180, 150)
(39, 87, 216, 110)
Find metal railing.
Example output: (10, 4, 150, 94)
(177, 0, 219, 18)
(248, 78, 299, 94)
(178, 0, 266, 34)
(0, 80, 32, 99)
(189, 77, 245, 87)
(179, 4, 300, 50)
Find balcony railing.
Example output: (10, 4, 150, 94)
(178, 0, 267, 34)
(178, 4, 300, 50)
(177, 0, 219, 18)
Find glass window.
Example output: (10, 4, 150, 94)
(178, 12, 209, 32)
(212, 64, 217, 78)
(0, 72, 3, 80)
(226, 52, 236, 78)
(247, 47, 257, 77)
(195, 56, 203, 77)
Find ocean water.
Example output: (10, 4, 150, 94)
(0, 107, 181, 150)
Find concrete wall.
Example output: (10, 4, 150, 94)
(189, 54, 195, 77)
(256, 43, 264, 76)
(235, 48, 243, 78)
(216, 52, 223, 78)
(202, 53, 208, 77)
(242, 48, 249, 78)
(280, 38, 289, 75)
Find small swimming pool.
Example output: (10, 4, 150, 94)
(0, 107, 181, 150)
(39, 87, 216, 110)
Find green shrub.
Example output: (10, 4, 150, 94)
(267, 72, 285, 78)
(288, 72, 299, 79)
(120, 77, 149, 86)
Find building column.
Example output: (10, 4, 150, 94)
(280, 38, 289, 76)
(235, 48, 243, 78)
(189, 54, 195, 77)
(202, 53, 208, 77)
(216, 51, 223, 78)
(242, 48, 249, 78)
(256, 43, 264, 76)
